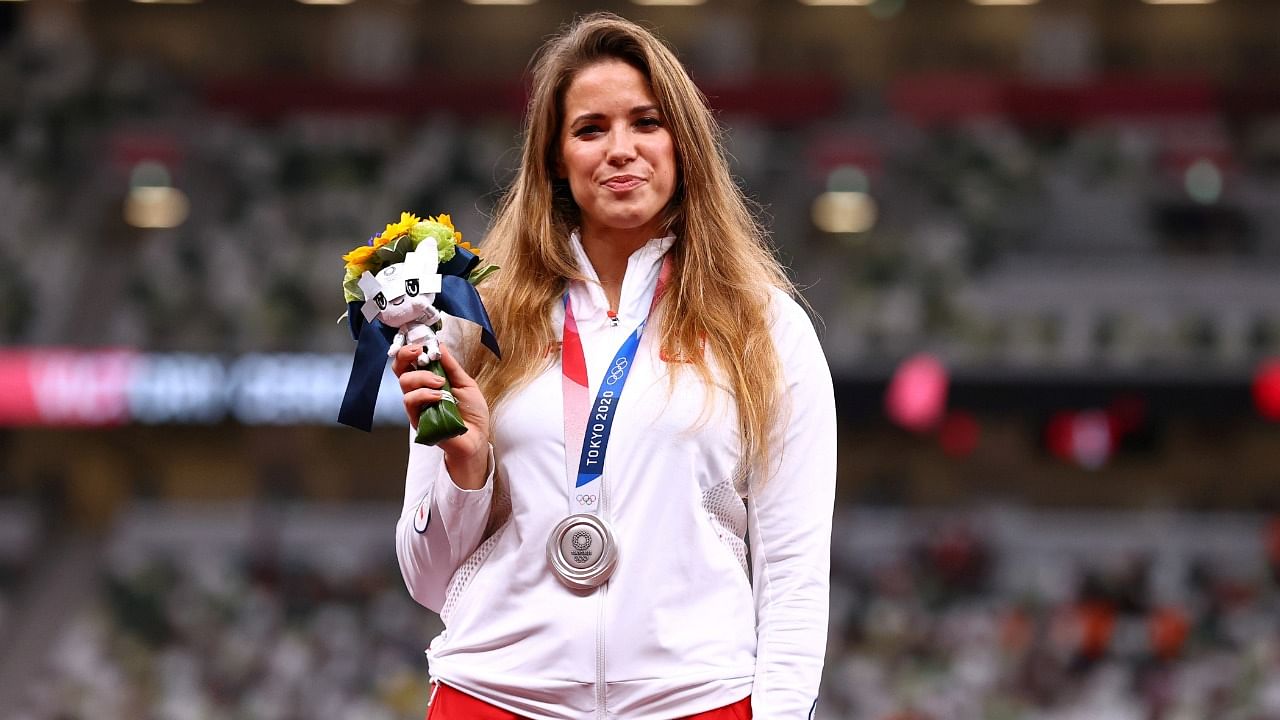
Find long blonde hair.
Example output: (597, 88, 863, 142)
(471, 12, 793, 478)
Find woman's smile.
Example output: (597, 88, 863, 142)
(602, 174, 646, 192)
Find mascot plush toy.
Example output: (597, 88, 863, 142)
(338, 213, 499, 445)
(358, 249, 444, 364)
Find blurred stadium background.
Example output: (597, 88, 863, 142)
(2, 0, 1280, 718)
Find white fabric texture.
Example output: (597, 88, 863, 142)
(396, 234, 836, 719)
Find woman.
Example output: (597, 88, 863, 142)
(393, 13, 835, 720)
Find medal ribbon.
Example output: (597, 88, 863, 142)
(562, 256, 671, 515)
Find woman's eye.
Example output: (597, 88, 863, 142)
(636, 116, 662, 129)
(375, 293, 387, 310)
(406, 279, 419, 297)
(573, 125, 603, 138)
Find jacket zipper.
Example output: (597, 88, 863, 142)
(596, 445, 614, 719)
(595, 582, 609, 718)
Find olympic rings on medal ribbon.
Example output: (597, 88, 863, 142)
(605, 357, 629, 385)
(575, 494, 598, 504)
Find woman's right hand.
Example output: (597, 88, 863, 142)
(394, 343, 492, 490)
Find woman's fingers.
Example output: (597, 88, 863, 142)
(402, 387, 446, 429)
(398, 368, 445, 395)
(399, 343, 482, 420)
(395, 341, 491, 473)
(391, 345, 423, 377)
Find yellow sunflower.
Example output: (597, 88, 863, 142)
(428, 214, 465, 244)
(373, 211, 422, 247)
(342, 245, 377, 270)
(457, 241, 483, 257)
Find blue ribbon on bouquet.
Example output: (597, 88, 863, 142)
(338, 246, 500, 431)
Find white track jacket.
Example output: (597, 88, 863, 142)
(397, 235, 837, 719)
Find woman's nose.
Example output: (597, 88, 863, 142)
(606, 131, 636, 165)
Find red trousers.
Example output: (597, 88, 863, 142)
(426, 683, 752, 720)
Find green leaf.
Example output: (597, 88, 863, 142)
(467, 262, 500, 286)
(374, 240, 407, 266)
(343, 274, 365, 303)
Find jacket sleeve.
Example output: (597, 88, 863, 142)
(395, 314, 495, 613)
(747, 291, 837, 719)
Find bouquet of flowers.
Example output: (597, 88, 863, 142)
(338, 212, 499, 445)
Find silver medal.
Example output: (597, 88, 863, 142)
(546, 514, 619, 590)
